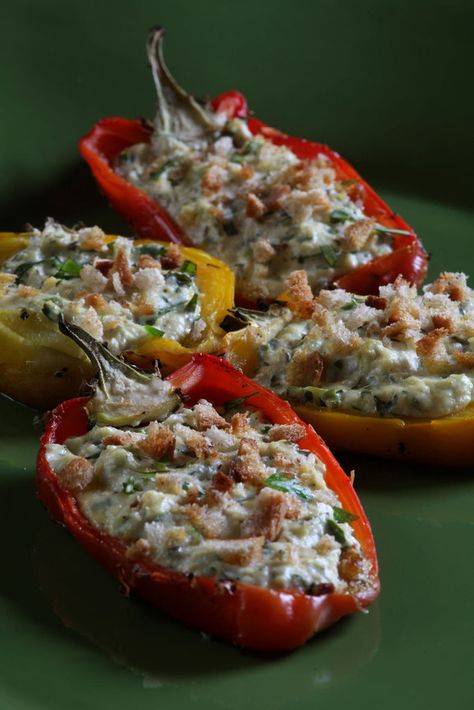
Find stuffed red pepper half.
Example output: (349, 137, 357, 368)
(80, 26, 427, 306)
(37, 318, 379, 652)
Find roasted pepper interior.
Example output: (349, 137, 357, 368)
(44, 328, 374, 597)
(223, 270, 474, 464)
(0, 222, 234, 408)
(113, 28, 409, 304)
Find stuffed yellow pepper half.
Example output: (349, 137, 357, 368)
(223, 270, 474, 466)
(0, 220, 233, 408)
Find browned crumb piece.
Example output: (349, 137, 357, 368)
(137, 422, 175, 460)
(0, 273, 16, 294)
(272, 454, 295, 471)
(416, 328, 451, 357)
(316, 534, 340, 555)
(230, 412, 252, 436)
(154, 473, 187, 495)
(342, 219, 375, 252)
(194, 400, 230, 431)
(365, 295, 387, 310)
(454, 351, 474, 368)
(210, 470, 234, 494)
(110, 247, 134, 287)
(431, 272, 467, 302)
(137, 254, 161, 269)
(338, 546, 366, 583)
(160, 243, 183, 269)
(432, 314, 455, 333)
(229, 437, 267, 486)
(286, 270, 314, 317)
(181, 428, 214, 460)
(241, 487, 301, 541)
(201, 164, 225, 194)
(267, 423, 306, 443)
(211, 537, 265, 566)
(286, 349, 325, 387)
(79, 228, 106, 252)
(83, 293, 107, 310)
(102, 432, 134, 446)
(132, 300, 155, 318)
(252, 238, 276, 263)
(246, 192, 266, 219)
(184, 502, 232, 539)
(58, 457, 94, 493)
(266, 183, 290, 211)
(17, 285, 39, 297)
(126, 538, 151, 560)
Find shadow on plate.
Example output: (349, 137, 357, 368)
(32, 519, 381, 683)
(0, 161, 125, 234)
(338, 452, 474, 493)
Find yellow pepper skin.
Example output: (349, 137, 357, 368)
(223, 328, 474, 467)
(0, 233, 234, 409)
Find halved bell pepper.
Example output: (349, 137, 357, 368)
(80, 30, 428, 301)
(0, 231, 234, 409)
(37, 347, 379, 652)
(223, 323, 474, 467)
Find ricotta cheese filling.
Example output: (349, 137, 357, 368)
(116, 117, 393, 301)
(0, 220, 205, 352)
(236, 272, 474, 419)
(45, 398, 370, 594)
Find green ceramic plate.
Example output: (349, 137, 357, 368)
(1, 1, 473, 708)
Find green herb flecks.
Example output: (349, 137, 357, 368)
(333, 506, 358, 524)
(122, 477, 140, 494)
(264, 473, 313, 501)
(340, 296, 362, 311)
(136, 244, 166, 258)
(320, 245, 339, 267)
(55, 258, 82, 280)
(14, 257, 60, 282)
(181, 260, 197, 276)
(330, 209, 351, 224)
(326, 519, 347, 546)
(143, 325, 164, 338)
(375, 225, 413, 237)
(186, 293, 198, 311)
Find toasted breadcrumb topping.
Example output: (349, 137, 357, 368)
(239, 271, 474, 419)
(116, 116, 394, 301)
(46, 397, 370, 594)
(0, 220, 205, 353)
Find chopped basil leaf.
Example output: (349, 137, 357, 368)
(330, 209, 351, 224)
(333, 506, 358, 524)
(143, 325, 164, 338)
(181, 260, 197, 276)
(264, 473, 313, 501)
(56, 258, 82, 279)
(186, 293, 198, 311)
(326, 519, 347, 545)
(14, 257, 59, 282)
(320, 245, 338, 267)
(136, 244, 166, 258)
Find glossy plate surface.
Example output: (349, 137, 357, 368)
(0, 1, 473, 708)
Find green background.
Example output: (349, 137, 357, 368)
(0, 1, 473, 708)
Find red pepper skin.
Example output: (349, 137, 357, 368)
(80, 91, 427, 295)
(37, 354, 379, 652)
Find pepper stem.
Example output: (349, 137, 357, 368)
(50, 312, 180, 426)
(147, 26, 221, 140)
